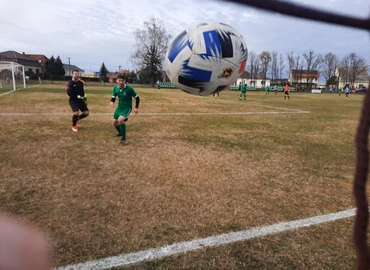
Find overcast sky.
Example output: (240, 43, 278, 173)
(1, 0, 369, 79)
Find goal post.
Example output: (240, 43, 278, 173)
(0, 61, 26, 91)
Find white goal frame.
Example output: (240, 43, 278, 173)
(0, 61, 26, 91)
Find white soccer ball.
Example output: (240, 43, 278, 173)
(165, 22, 248, 96)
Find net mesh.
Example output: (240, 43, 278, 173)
(0, 61, 26, 92)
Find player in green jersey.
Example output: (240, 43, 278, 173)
(109, 74, 140, 144)
(240, 80, 247, 100)
(265, 85, 270, 95)
(338, 87, 343, 96)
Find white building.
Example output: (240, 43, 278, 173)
(235, 71, 270, 88)
(63, 64, 85, 76)
(334, 66, 369, 89)
(0, 50, 42, 75)
(288, 69, 319, 88)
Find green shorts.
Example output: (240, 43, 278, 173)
(114, 107, 132, 121)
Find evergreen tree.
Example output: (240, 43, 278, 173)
(54, 56, 65, 76)
(326, 75, 337, 86)
(46, 55, 55, 75)
(100, 62, 109, 82)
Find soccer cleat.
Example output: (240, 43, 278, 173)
(120, 138, 126, 144)
(72, 126, 78, 132)
(76, 120, 81, 127)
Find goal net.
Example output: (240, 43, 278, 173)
(0, 61, 26, 92)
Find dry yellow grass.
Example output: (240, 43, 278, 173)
(0, 85, 366, 268)
(124, 218, 357, 270)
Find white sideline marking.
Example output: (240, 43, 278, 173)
(213, 98, 309, 113)
(0, 89, 17, 97)
(0, 111, 310, 117)
(0, 84, 39, 97)
(249, 103, 310, 113)
(56, 208, 355, 270)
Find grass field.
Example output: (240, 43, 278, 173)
(0, 84, 365, 269)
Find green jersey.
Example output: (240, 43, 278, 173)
(241, 83, 247, 93)
(112, 84, 138, 109)
(339, 88, 343, 92)
(265, 85, 270, 91)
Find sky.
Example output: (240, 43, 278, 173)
(1, 0, 369, 80)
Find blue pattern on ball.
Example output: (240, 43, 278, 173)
(203, 30, 221, 57)
(167, 31, 188, 63)
(181, 62, 212, 82)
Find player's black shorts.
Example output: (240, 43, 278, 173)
(284, 91, 289, 95)
(69, 99, 88, 112)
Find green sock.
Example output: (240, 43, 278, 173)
(115, 125, 121, 135)
(120, 123, 126, 139)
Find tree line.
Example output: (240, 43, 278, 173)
(247, 50, 368, 88)
(40, 17, 369, 87)
(38, 56, 138, 83)
(130, 17, 369, 88)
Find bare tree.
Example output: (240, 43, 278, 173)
(252, 56, 261, 85)
(303, 49, 323, 89)
(270, 51, 278, 85)
(339, 55, 351, 86)
(247, 51, 258, 85)
(278, 53, 286, 80)
(260, 51, 271, 84)
(294, 53, 302, 70)
(291, 52, 302, 85)
(348, 53, 368, 87)
(131, 17, 172, 84)
(287, 51, 295, 73)
(322, 52, 338, 84)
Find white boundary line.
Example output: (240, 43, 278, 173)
(249, 103, 310, 113)
(56, 208, 356, 270)
(0, 111, 310, 117)
(0, 89, 17, 97)
(211, 98, 310, 113)
(0, 86, 310, 114)
(0, 84, 39, 97)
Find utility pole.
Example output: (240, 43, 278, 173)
(119, 65, 121, 73)
(68, 57, 71, 76)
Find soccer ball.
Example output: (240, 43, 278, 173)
(165, 22, 248, 96)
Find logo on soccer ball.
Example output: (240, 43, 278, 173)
(165, 22, 248, 96)
(218, 67, 234, 79)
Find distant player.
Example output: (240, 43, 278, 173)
(345, 87, 350, 98)
(284, 84, 290, 100)
(212, 92, 220, 98)
(265, 85, 270, 95)
(329, 87, 333, 95)
(240, 80, 247, 100)
(274, 85, 278, 94)
(109, 74, 140, 144)
(66, 70, 89, 132)
(156, 80, 161, 89)
(338, 87, 343, 96)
